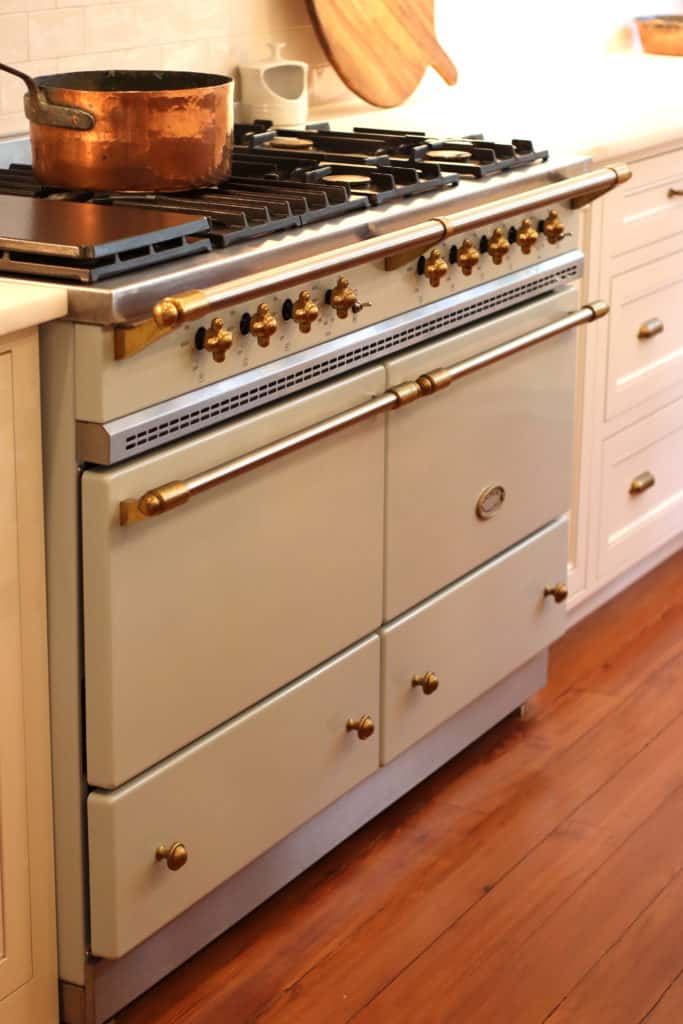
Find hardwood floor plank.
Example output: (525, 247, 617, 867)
(546, 867, 683, 1023)
(642, 970, 683, 1022)
(353, 786, 683, 1024)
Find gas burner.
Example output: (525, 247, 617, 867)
(322, 173, 373, 186)
(267, 136, 315, 149)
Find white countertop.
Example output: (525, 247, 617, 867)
(0, 281, 68, 337)
(311, 52, 683, 164)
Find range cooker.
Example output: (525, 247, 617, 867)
(0, 125, 629, 1024)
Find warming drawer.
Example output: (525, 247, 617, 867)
(383, 289, 577, 619)
(381, 518, 568, 764)
(88, 636, 380, 959)
(81, 367, 385, 788)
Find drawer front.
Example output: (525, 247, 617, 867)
(384, 290, 576, 619)
(607, 248, 683, 419)
(599, 396, 683, 581)
(88, 636, 380, 958)
(381, 519, 567, 764)
(82, 367, 385, 788)
(606, 149, 683, 257)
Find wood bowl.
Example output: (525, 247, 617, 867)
(635, 15, 683, 56)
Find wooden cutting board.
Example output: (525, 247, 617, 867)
(306, 0, 457, 108)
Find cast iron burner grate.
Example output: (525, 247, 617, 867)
(0, 123, 548, 281)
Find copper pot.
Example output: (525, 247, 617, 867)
(0, 64, 234, 192)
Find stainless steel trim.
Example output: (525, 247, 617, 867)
(0, 139, 590, 324)
(77, 251, 584, 464)
(119, 302, 606, 526)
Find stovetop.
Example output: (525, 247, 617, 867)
(0, 123, 548, 284)
(0, 127, 586, 324)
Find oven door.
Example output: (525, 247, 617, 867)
(81, 366, 385, 789)
(384, 288, 578, 619)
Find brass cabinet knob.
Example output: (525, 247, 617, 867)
(204, 317, 233, 363)
(292, 290, 320, 334)
(517, 218, 539, 255)
(630, 470, 655, 495)
(412, 671, 440, 695)
(543, 583, 568, 604)
(425, 249, 449, 287)
(155, 841, 188, 871)
(668, 188, 683, 198)
(488, 228, 510, 265)
(638, 318, 664, 341)
(346, 714, 375, 740)
(543, 209, 566, 244)
(330, 277, 358, 319)
(250, 303, 278, 347)
(456, 238, 480, 276)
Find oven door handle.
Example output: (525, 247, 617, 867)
(119, 301, 608, 526)
(113, 164, 630, 360)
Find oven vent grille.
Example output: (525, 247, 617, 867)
(90, 255, 582, 465)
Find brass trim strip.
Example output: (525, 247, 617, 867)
(113, 165, 630, 360)
(119, 302, 608, 526)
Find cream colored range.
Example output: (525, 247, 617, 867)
(79, 287, 578, 958)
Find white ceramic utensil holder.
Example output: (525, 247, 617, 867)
(239, 42, 309, 127)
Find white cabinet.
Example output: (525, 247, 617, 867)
(571, 143, 683, 611)
(0, 328, 58, 1024)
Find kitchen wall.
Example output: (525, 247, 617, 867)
(0, 0, 682, 138)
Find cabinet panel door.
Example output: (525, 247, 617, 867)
(0, 349, 32, 1001)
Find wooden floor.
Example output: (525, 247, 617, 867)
(117, 549, 683, 1024)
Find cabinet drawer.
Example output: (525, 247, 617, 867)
(381, 518, 568, 764)
(606, 248, 683, 419)
(384, 289, 576, 618)
(599, 397, 683, 581)
(88, 636, 380, 958)
(82, 367, 385, 788)
(606, 149, 683, 257)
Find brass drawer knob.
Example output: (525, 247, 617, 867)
(346, 714, 375, 740)
(544, 583, 568, 604)
(668, 188, 683, 198)
(412, 671, 440, 695)
(638, 318, 664, 340)
(155, 841, 188, 871)
(630, 470, 656, 495)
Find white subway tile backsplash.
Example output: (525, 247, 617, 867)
(160, 40, 212, 72)
(84, 3, 136, 53)
(135, 0, 187, 45)
(3, 0, 55, 11)
(28, 7, 85, 59)
(0, 58, 56, 113)
(56, 45, 161, 71)
(0, 13, 30, 62)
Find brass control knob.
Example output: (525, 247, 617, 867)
(425, 249, 449, 287)
(250, 303, 278, 347)
(543, 209, 566, 244)
(517, 218, 539, 255)
(488, 227, 510, 266)
(330, 277, 359, 319)
(456, 238, 480, 276)
(412, 671, 440, 695)
(155, 841, 188, 871)
(204, 317, 233, 363)
(543, 583, 569, 604)
(346, 714, 375, 740)
(292, 290, 320, 334)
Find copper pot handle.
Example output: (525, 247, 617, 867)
(0, 62, 94, 131)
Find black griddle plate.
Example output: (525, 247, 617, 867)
(0, 195, 211, 281)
